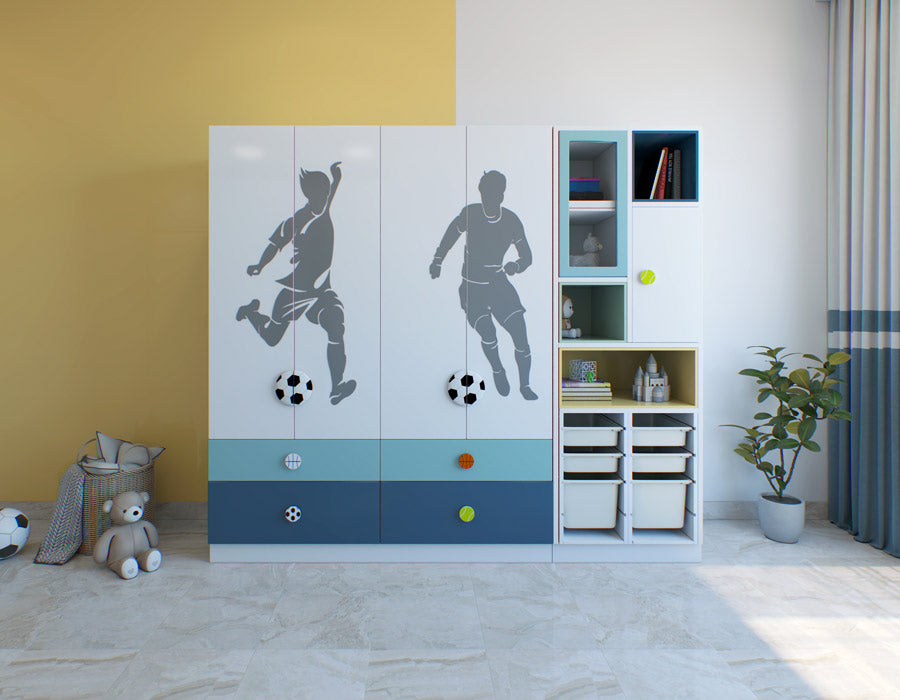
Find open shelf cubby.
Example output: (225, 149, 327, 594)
(633, 131, 698, 202)
(559, 348, 697, 409)
(560, 283, 626, 343)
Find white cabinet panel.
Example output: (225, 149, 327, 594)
(631, 206, 701, 343)
(464, 126, 553, 439)
(209, 126, 295, 439)
(290, 127, 381, 439)
(381, 127, 467, 439)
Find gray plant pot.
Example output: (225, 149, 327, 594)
(758, 493, 805, 543)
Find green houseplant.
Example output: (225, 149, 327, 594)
(725, 346, 850, 542)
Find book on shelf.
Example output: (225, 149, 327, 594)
(652, 147, 669, 199)
(664, 148, 675, 199)
(672, 149, 682, 199)
(561, 379, 611, 387)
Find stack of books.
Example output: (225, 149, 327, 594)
(561, 378, 612, 401)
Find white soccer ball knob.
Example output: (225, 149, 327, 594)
(284, 506, 302, 523)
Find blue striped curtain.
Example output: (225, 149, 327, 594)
(826, 1, 900, 556)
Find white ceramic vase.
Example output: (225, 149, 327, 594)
(758, 493, 805, 543)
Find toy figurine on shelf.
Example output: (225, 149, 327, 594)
(560, 294, 582, 338)
(569, 231, 603, 267)
(632, 353, 671, 403)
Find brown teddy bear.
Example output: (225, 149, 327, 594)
(92, 491, 161, 579)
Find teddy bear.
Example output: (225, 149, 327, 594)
(569, 231, 603, 267)
(561, 293, 582, 338)
(92, 491, 161, 579)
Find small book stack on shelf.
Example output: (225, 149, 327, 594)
(636, 146, 682, 200)
(569, 178, 605, 201)
(561, 378, 612, 401)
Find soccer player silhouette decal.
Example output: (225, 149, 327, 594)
(237, 161, 356, 406)
(430, 170, 537, 401)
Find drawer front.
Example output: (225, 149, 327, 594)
(380, 440, 552, 481)
(208, 440, 379, 481)
(208, 481, 379, 544)
(380, 481, 552, 543)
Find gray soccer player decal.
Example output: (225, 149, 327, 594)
(430, 170, 537, 401)
(237, 161, 356, 405)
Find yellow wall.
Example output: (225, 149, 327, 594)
(0, 1, 455, 501)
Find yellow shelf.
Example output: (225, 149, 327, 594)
(561, 394, 696, 410)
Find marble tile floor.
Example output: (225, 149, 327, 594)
(0, 517, 898, 699)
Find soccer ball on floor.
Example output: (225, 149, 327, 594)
(447, 370, 486, 406)
(0, 508, 30, 560)
(275, 371, 313, 406)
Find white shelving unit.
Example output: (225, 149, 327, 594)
(553, 129, 702, 563)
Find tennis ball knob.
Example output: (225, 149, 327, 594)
(458, 505, 475, 522)
(639, 269, 656, 285)
(458, 453, 475, 469)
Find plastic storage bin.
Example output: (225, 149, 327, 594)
(632, 474, 691, 528)
(563, 478, 623, 529)
(562, 447, 622, 473)
(562, 415, 623, 447)
(631, 447, 692, 473)
(631, 414, 691, 447)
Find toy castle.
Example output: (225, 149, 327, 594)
(632, 353, 670, 402)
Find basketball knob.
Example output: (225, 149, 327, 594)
(458, 453, 475, 470)
(638, 269, 656, 285)
(284, 505, 302, 523)
(458, 505, 475, 523)
(284, 453, 302, 470)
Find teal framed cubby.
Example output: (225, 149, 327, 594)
(559, 130, 627, 277)
(559, 282, 626, 343)
(632, 131, 699, 202)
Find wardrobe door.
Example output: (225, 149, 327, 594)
(464, 126, 553, 440)
(209, 126, 294, 439)
(380, 126, 467, 440)
(289, 127, 381, 439)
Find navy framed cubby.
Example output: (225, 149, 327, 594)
(632, 131, 699, 202)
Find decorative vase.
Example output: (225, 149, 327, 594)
(757, 493, 805, 543)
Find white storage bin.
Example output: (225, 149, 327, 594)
(563, 479, 623, 529)
(632, 474, 691, 528)
(631, 414, 691, 447)
(562, 415, 623, 447)
(563, 448, 622, 473)
(631, 447, 692, 473)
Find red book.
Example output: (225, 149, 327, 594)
(653, 147, 669, 199)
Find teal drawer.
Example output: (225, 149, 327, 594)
(380, 440, 551, 481)
(208, 440, 379, 481)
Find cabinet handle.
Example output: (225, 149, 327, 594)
(458, 453, 475, 470)
(284, 506, 302, 523)
(284, 453, 302, 470)
(458, 505, 475, 522)
(638, 269, 656, 285)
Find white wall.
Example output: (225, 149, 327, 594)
(457, 0, 830, 504)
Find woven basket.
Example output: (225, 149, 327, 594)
(77, 440, 156, 555)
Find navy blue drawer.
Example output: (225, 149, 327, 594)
(380, 481, 552, 544)
(209, 481, 379, 544)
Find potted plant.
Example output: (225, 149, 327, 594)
(725, 346, 850, 543)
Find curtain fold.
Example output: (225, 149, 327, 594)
(827, 0, 900, 556)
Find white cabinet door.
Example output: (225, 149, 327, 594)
(381, 127, 467, 439)
(631, 206, 701, 343)
(464, 126, 553, 440)
(290, 127, 381, 439)
(209, 126, 295, 439)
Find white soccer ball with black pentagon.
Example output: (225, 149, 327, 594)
(447, 370, 486, 406)
(0, 507, 30, 560)
(274, 370, 313, 406)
